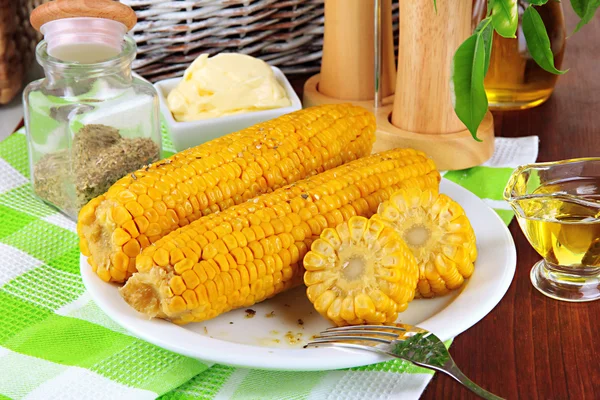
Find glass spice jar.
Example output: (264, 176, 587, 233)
(24, 3, 161, 220)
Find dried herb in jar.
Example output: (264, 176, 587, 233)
(33, 124, 159, 216)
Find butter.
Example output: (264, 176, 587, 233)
(167, 53, 291, 122)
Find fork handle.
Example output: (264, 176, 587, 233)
(444, 364, 505, 400)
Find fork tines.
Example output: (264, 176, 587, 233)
(307, 324, 428, 349)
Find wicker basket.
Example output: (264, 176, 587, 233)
(1, 0, 22, 104)
(0, 0, 45, 104)
(11, 0, 399, 89)
(125, 0, 399, 83)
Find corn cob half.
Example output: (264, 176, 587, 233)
(377, 188, 477, 298)
(78, 104, 376, 282)
(304, 216, 419, 326)
(120, 148, 440, 324)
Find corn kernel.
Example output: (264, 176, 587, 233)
(205, 281, 218, 303)
(79, 203, 96, 225)
(182, 270, 200, 289)
(168, 296, 187, 313)
(117, 190, 137, 203)
(166, 209, 179, 225)
(146, 223, 161, 236)
(193, 262, 209, 283)
(97, 266, 111, 282)
(153, 248, 170, 267)
(112, 206, 132, 225)
(111, 251, 129, 272)
(122, 220, 140, 238)
(194, 284, 208, 304)
(125, 201, 144, 218)
(110, 267, 127, 282)
(154, 200, 167, 216)
(170, 276, 187, 295)
(182, 247, 200, 263)
(170, 248, 185, 265)
(214, 254, 229, 271)
(123, 239, 141, 258)
(138, 234, 150, 248)
(182, 289, 199, 309)
(80, 238, 91, 256)
(136, 255, 154, 272)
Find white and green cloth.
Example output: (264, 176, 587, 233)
(0, 128, 537, 400)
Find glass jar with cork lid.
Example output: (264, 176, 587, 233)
(24, 0, 161, 220)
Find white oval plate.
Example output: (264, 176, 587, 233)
(81, 179, 516, 371)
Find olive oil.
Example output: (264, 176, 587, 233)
(475, 1, 566, 110)
(515, 178, 600, 270)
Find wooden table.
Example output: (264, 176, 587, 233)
(296, 6, 600, 400)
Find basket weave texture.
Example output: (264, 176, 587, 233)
(124, 0, 330, 82)
(11, 0, 398, 88)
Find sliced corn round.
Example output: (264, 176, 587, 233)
(377, 188, 477, 298)
(304, 216, 419, 326)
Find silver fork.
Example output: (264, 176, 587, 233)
(306, 324, 504, 400)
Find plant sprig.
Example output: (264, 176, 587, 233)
(448, 0, 597, 140)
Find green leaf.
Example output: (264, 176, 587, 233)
(434, 0, 437, 13)
(525, 0, 549, 5)
(451, 33, 488, 141)
(474, 18, 494, 76)
(570, 0, 587, 18)
(522, 6, 568, 74)
(571, 0, 600, 32)
(491, 0, 518, 38)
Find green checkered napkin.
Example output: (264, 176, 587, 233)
(0, 128, 537, 400)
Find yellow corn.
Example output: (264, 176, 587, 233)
(120, 148, 440, 324)
(304, 216, 418, 326)
(78, 104, 376, 282)
(376, 188, 477, 298)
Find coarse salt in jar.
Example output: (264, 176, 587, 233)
(24, 0, 161, 220)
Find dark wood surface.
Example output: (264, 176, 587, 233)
(292, 6, 600, 400)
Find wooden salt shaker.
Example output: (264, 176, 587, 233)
(306, 0, 396, 102)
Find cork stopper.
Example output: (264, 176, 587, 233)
(30, 0, 137, 32)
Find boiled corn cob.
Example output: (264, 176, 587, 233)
(120, 148, 440, 324)
(78, 104, 376, 283)
(377, 188, 477, 298)
(304, 216, 418, 326)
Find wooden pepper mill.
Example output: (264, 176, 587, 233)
(304, 0, 396, 105)
(304, 0, 495, 170)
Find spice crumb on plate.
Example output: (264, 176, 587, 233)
(285, 331, 303, 345)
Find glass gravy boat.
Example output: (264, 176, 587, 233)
(504, 158, 600, 302)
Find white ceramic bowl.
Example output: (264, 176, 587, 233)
(154, 67, 302, 151)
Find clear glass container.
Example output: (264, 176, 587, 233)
(504, 158, 600, 302)
(473, 1, 566, 110)
(24, 19, 161, 220)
